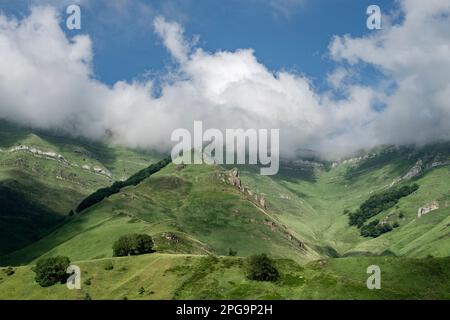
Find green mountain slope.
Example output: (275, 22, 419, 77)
(3, 140, 450, 267)
(237, 146, 450, 258)
(0, 120, 161, 256)
(1, 163, 317, 266)
(0, 123, 449, 299)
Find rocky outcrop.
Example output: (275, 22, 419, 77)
(226, 168, 267, 209)
(288, 233, 306, 249)
(222, 168, 307, 251)
(8, 145, 71, 165)
(0, 144, 112, 178)
(228, 168, 242, 188)
(402, 159, 424, 180)
(417, 201, 439, 218)
(389, 154, 450, 188)
(163, 232, 181, 243)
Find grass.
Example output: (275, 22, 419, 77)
(237, 148, 450, 258)
(2, 163, 311, 266)
(0, 120, 161, 256)
(0, 254, 448, 300)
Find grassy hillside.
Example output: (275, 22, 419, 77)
(1, 122, 449, 300)
(0, 120, 161, 256)
(236, 147, 450, 258)
(1, 163, 316, 266)
(1, 254, 449, 300)
(3, 142, 449, 267)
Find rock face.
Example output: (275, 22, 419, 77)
(418, 201, 439, 218)
(402, 159, 424, 180)
(228, 168, 242, 188)
(0, 144, 112, 178)
(226, 168, 267, 209)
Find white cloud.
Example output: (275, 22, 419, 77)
(267, 0, 307, 18)
(153, 16, 191, 63)
(330, 0, 450, 147)
(0, 2, 449, 160)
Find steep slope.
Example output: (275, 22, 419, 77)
(0, 120, 161, 256)
(3, 142, 449, 266)
(1, 163, 318, 266)
(237, 145, 450, 258)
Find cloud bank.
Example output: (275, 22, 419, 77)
(0, 1, 449, 159)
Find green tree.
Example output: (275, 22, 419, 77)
(113, 233, 154, 257)
(32, 256, 70, 287)
(133, 234, 154, 255)
(228, 248, 237, 256)
(247, 254, 279, 282)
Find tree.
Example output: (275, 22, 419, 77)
(247, 254, 279, 282)
(348, 184, 418, 232)
(33, 256, 70, 287)
(113, 233, 154, 257)
(228, 248, 237, 256)
(133, 234, 154, 255)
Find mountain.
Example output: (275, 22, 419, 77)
(0, 120, 161, 256)
(1, 161, 318, 266)
(0, 121, 449, 299)
(237, 144, 450, 258)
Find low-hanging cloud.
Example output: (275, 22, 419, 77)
(0, 1, 449, 159)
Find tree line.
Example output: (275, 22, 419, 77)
(74, 156, 172, 213)
(348, 184, 419, 237)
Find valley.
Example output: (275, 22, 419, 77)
(0, 121, 449, 299)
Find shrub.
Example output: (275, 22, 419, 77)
(84, 293, 92, 300)
(247, 254, 279, 282)
(33, 256, 70, 287)
(103, 261, 114, 270)
(360, 220, 393, 238)
(228, 248, 237, 256)
(113, 233, 154, 257)
(3, 267, 15, 276)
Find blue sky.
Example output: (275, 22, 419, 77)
(1, 0, 394, 87)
